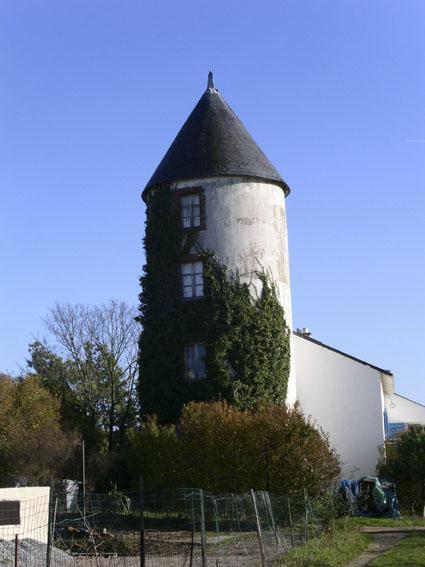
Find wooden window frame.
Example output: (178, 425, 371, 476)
(180, 255, 204, 300)
(175, 187, 206, 230)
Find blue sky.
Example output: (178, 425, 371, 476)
(1, 1, 424, 403)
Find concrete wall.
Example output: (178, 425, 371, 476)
(0, 487, 50, 543)
(385, 393, 425, 425)
(294, 334, 386, 478)
(175, 176, 296, 404)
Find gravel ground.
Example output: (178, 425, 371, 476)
(0, 538, 72, 566)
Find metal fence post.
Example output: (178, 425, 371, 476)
(329, 491, 335, 535)
(46, 489, 52, 567)
(263, 491, 282, 553)
(185, 489, 195, 567)
(200, 489, 207, 567)
(14, 534, 19, 567)
(82, 440, 86, 521)
(139, 476, 145, 567)
(189, 523, 194, 567)
(233, 494, 241, 534)
(212, 495, 220, 539)
(251, 490, 266, 567)
(46, 497, 58, 567)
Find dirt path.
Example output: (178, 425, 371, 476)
(347, 527, 425, 567)
(346, 531, 407, 566)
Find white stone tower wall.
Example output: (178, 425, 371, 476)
(175, 177, 296, 404)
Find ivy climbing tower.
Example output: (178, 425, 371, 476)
(140, 73, 295, 421)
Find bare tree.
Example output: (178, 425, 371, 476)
(43, 300, 139, 452)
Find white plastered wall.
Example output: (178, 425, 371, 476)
(385, 393, 425, 425)
(0, 486, 50, 543)
(175, 177, 296, 404)
(294, 335, 386, 478)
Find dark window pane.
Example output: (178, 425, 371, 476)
(0, 501, 20, 525)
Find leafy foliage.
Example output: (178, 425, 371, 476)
(378, 426, 425, 514)
(127, 417, 181, 489)
(128, 401, 340, 495)
(203, 261, 291, 409)
(138, 184, 203, 423)
(42, 301, 139, 451)
(0, 373, 76, 484)
(28, 341, 98, 444)
(27, 300, 139, 489)
(138, 184, 291, 423)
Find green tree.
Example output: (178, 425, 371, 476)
(379, 426, 425, 514)
(28, 342, 86, 431)
(30, 300, 139, 455)
(28, 341, 109, 452)
(27, 301, 139, 488)
(0, 374, 76, 484)
(0, 375, 16, 480)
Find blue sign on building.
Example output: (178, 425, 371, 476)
(387, 422, 407, 439)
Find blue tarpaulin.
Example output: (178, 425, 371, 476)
(339, 476, 400, 519)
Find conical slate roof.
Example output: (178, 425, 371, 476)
(142, 74, 290, 200)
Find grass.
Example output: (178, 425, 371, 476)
(279, 528, 371, 566)
(337, 516, 425, 528)
(370, 534, 425, 566)
(279, 516, 425, 566)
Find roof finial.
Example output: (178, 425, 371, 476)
(207, 71, 215, 90)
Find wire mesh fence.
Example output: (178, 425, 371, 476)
(0, 493, 70, 567)
(0, 488, 337, 566)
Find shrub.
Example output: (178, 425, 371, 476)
(127, 417, 181, 489)
(129, 401, 340, 495)
(379, 426, 425, 514)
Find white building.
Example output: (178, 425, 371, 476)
(143, 73, 425, 477)
(294, 331, 425, 477)
(0, 487, 50, 543)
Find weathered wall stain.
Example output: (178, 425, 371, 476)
(175, 175, 296, 405)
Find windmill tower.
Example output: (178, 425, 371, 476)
(142, 73, 296, 410)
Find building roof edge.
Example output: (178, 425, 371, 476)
(293, 331, 393, 376)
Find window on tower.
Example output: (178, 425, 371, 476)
(178, 188, 205, 229)
(181, 260, 204, 298)
(184, 344, 206, 380)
